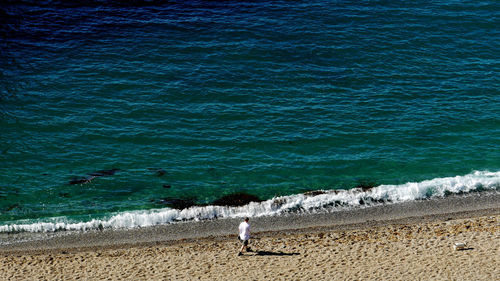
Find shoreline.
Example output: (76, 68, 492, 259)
(0, 192, 499, 280)
(1, 191, 499, 254)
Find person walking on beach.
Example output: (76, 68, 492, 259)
(238, 217, 251, 256)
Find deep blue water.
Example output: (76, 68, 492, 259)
(1, 0, 499, 231)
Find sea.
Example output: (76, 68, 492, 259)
(1, 0, 499, 233)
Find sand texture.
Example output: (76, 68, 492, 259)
(1, 213, 498, 280)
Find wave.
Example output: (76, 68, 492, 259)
(1, 170, 499, 233)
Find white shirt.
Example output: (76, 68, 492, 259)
(239, 221, 250, 241)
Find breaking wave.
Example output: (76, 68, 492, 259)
(1, 170, 499, 233)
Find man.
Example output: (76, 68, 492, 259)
(238, 217, 251, 256)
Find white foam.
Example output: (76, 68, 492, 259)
(1, 170, 499, 233)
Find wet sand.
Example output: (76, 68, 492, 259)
(1, 193, 499, 280)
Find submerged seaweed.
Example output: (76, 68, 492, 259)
(212, 192, 262, 207)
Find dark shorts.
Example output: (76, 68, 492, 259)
(238, 237, 249, 246)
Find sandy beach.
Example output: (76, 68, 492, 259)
(1, 193, 499, 280)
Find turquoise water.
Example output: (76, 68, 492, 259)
(1, 1, 499, 229)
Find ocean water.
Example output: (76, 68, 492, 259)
(1, 0, 499, 232)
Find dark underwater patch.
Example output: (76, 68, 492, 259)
(69, 168, 121, 185)
(354, 180, 378, 192)
(157, 197, 198, 210)
(212, 192, 262, 207)
(88, 168, 121, 177)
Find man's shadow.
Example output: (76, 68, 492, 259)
(254, 250, 300, 256)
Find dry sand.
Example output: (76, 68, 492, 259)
(1, 195, 499, 280)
